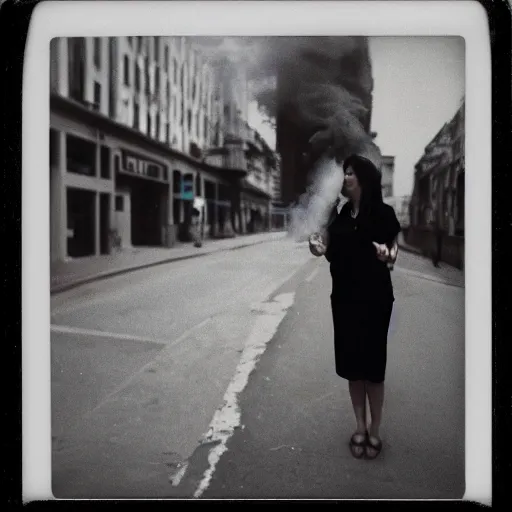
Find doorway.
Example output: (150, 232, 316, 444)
(67, 188, 95, 258)
(130, 179, 165, 246)
(100, 193, 110, 255)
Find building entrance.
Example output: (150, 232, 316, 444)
(67, 188, 95, 258)
(124, 177, 166, 247)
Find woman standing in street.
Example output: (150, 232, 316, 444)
(310, 154, 400, 460)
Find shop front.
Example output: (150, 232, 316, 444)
(50, 114, 115, 262)
(113, 147, 170, 248)
(241, 181, 272, 234)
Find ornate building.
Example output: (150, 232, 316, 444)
(407, 99, 465, 268)
(49, 36, 276, 262)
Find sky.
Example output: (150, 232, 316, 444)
(248, 36, 465, 198)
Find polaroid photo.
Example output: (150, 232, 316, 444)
(21, 0, 492, 504)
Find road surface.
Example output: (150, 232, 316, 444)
(50, 239, 464, 499)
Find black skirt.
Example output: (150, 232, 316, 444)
(331, 297, 394, 383)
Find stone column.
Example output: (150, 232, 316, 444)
(94, 191, 101, 256)
(57, 38, 69, 97)
(240, 199, 246, 234)
(166, 169, 176, 247)
(57, 131, 67, 261)
(94, 142, 101, 255)
(50, 131, 65, 262)
(214, 182, 219, 237)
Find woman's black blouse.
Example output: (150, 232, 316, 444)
(326, 202, 401, 302)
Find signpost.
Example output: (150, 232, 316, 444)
(180, 177, 194, 200)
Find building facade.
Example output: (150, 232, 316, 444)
(407, 100, 465, 268)
(50, 36, 277, 262)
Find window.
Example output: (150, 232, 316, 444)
(154, 36, 160, 62)
(164, 45, 169, 72)
(115, 195, 124, 212)
(93, 38, 101, 69)
(144, 57, 150, 94)
(155, 70, 160, 94)
(195, 173, 202, 197)
(50, 129, 58, 167)
(133, 102, 140, 130)
(93, 81, 101, 111)
(100, 146, 111, 179)
(123, 55, 130, 86)
(135, 64, 140, 92)
(137, 36, 143, 53)
(127, 36, 133, 47)
(456, 172, 465, 234)
(173, 59, 178, 83)
(156, 113, 160, 140)
(181, 64, 186, 91)
(68, 38, 85, 102)
(166, 123, 170, 143)
(147, 112, 151, 136)
(187, 109, 192, 131)
(66, 134, 96, 176)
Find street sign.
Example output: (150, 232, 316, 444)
(180, 178, 194, 200)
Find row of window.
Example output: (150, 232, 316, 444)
(50, 130, 112, 179)
(123, 54, 207, 104)
(50, 131, 215, 187)
(93, 37, 172, 70)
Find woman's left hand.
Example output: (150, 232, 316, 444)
(372, 242, 390, 262)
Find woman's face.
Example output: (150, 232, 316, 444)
(343, 165, 361, 197)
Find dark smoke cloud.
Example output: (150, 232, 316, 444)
(189, 37, 383, 240)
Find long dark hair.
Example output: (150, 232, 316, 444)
(341, 154, 383, 220)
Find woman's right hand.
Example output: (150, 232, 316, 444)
(372, 242, 390, 262)
(309, 233, 327, 256)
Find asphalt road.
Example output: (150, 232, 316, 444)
(188, 256, 465, 500)
(50, 240, 465, 499)
(51, 237, 314, 498)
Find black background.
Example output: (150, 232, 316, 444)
(1, 0, 509, 507)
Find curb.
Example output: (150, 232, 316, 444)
(393, 266, 464, 289)
(50, 236, 283, 295)
(397, 242, 424, 256)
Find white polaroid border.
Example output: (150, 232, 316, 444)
(22, 0, 492, 504)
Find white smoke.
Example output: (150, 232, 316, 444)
(288, 156, 344, 242)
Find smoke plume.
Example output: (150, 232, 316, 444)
(188, 37, 383, 242)
(288, 155, 344, 242)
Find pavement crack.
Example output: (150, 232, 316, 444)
(269, 444, 294, 452)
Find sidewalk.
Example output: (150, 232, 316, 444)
(51, 231, 288, 294)
(395, 232, 464, 288)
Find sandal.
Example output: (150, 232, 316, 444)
(349, 432, 367, 459)
(365, 434, 383, 460)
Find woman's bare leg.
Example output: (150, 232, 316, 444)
(348, 380, 367, 456)
(365, 381, 385, 457)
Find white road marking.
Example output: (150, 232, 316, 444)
(193, 292, 295, 499)
(170, 462, 189, 487)
(82, 317, 212, 416)
(50, 324, 169, 345)
(305, 267, 320, 283)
